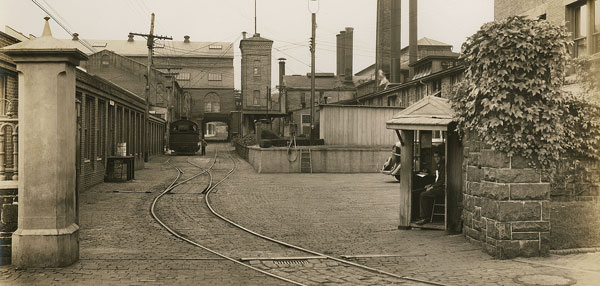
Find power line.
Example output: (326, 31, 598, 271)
(30, 0, 96, 53)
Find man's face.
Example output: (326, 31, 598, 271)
(433, 154, 440, 164)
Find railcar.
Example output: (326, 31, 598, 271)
(169, 119, 200, 154)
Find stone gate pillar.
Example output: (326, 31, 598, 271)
(2, 17, 88, 267)
(463, 135, 551, 258)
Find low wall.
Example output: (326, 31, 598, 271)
(462, 136, 550, 259)
(247, 146, 390, 173)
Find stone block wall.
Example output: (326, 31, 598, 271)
(462, 136, 551, 258)
(549, 157, 600, 249)
(0, 188, 17, 265)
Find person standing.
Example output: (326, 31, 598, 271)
(201, 138, 207, 156)
(415, 151, 445, 225)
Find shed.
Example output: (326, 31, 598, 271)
(386, 96, 463, 232)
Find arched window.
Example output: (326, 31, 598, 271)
(204, 93, 220, 112)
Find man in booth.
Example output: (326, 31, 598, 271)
(414, 151, 445, 225)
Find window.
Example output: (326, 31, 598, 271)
(252, 90, 260, 105)
(253, 60, 261, 76)
(0, 75, 5, 115)
(301, 114, 311, 124)
(84, 97, 94, 160)
(97, 100, 105, 158)
(204, 93, 220, 112)
(208, 73, 222, 81)
(596, 0, 600, 33)
(300, 93, 306, 108)
(569, 0, 599, 56)
(387, 95, 397, 106)
(209, 44, 223, 49)
(176, 72, 191, 81)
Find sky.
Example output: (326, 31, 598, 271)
(1, 0, 494, 89)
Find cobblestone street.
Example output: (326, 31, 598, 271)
(1, 144, 599, 285)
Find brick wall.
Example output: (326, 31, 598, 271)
(462, 134, 551, 258)
(494, 0, 567, 26)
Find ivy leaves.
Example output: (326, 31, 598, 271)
(451, 16, 579, 168)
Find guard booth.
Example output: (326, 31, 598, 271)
(386, 96, 463, 233)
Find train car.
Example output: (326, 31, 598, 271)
(169, 119, 200, 154)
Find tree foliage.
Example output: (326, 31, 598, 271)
(451, 16, 599, 167)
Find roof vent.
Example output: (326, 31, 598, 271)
(72, 33, 79, 41)
(184, 35, 190, 43)
(242, 31, 247, 39)
(128, 33, 134, 42)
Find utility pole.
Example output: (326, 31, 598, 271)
(310, 12, 316, 142)
(130, 13, 172, 162)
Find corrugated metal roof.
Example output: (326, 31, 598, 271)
(386, 95, 455, 130)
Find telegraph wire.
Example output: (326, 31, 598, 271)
(30, 0, 96, 53)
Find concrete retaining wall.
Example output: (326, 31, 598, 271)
(248, 146, 390, 173)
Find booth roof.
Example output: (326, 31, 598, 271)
(386, 95, 455, 131)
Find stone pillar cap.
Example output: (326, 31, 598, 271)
(1, 17, 88, 64)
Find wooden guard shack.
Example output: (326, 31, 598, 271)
(386, 96, 463, 233)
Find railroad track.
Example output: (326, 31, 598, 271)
(151, 145, 446, 286)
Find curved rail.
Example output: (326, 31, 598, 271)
(151, 151, 306, 286)
(203, 149, 447, 286)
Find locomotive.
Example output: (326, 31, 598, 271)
(169, 119, 201, 154)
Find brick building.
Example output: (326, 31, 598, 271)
(495, 0, 599, 58)
(239, 32, 282, 136)
(0, 30, 19, 266)
(351, 53, 463, 107)
(82, 49, 185, 123)
(81, 35, 235, 139)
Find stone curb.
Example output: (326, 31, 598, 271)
(549, 247, 600, 255)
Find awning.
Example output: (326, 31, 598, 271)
(386, 95, 455, 131)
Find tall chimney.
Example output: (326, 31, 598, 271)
(278, 58, 286, 89)
(337, 30, 346, 78)
(409, 0, 418, 78)
(336, 32, 343, 76)
(390, 0, 402, 83)
(344, 27, 353, 82)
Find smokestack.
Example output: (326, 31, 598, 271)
(337, 30, 346, 78)
(391, 0, 402, 83)
(242, 31, 247, 39)
(344, 27, 353, 82)
(336, 32, 343, 76)
(409, 0, 418, 78)
(184, 35, 190, 43)
(278, 58, 286, 89)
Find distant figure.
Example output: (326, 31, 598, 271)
(201, 139, 207, 156)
